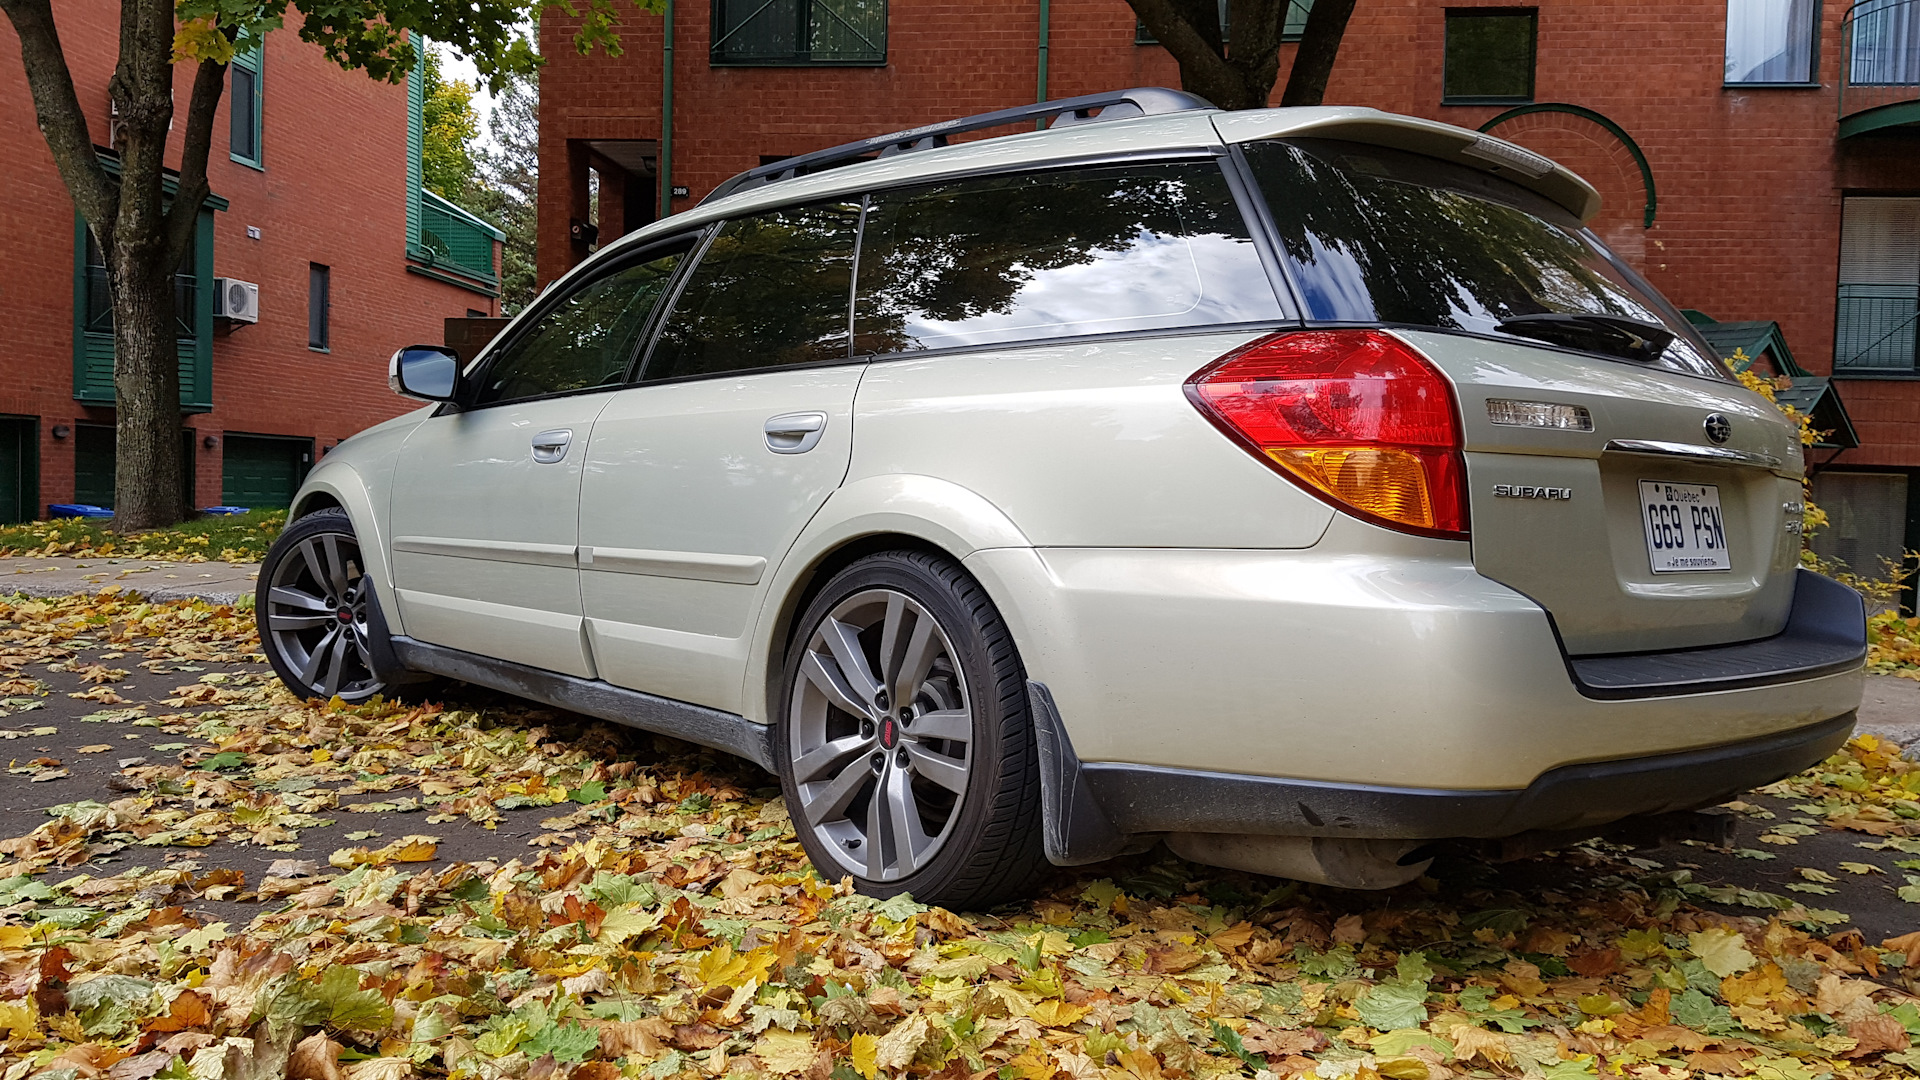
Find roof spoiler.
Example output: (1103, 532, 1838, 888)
(699, 87, 1215, 207)
(1211, 108, 1605, 223)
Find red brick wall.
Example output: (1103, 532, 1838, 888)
(537, 0, 1920, 466)
(0, 1, 498, 514)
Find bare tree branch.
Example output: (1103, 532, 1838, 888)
(1281, 0, 1359, 106)
(0, 0, 117, 230)
(166, 58, 227, 271)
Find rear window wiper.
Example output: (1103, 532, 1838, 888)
(1495, 312, 1675, 363)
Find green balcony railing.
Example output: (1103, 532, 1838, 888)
(1835, 284, 1920, 372)
(414, 190, 502, 288)
(1841, 0, 1920, 137)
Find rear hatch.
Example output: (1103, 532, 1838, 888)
(1238, 134, 1805, 655)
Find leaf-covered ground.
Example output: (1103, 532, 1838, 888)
(0, 593, 1914, 1080)
(0, 511, 285, 564)
(1868, 612, 1920, 680)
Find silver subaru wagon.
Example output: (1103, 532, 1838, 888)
(255, 89, 1865, 908)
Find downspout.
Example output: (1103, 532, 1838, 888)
(1036, 0, 1050, 127)
(660, 0, 675, 220)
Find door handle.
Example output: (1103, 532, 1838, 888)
(765, 412, 828, 455)
(530, 428, 573, 464)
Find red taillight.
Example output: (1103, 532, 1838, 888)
(1186, 330, 1469, 539)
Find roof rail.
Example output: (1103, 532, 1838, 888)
(699, 87, 1215, 206)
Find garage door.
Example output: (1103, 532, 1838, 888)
(221, 434, 311, 509)
(0, 419, 35, 523)
(72, 426, 196, 511)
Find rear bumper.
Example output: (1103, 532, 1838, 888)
(1566, 569, 1866, 699)
(968, 528, 1865, 791)
(1034, 680, 1854, 864)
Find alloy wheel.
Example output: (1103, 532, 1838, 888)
(788, 588, 972, 882)
(263, 531, 382, 702)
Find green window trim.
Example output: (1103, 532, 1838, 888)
(1135, 0, 1313, 46)
(230, 43, 263, 169)
(72, 208, 216, 412)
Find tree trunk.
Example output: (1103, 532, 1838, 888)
(106, 238, 187, 530)
(1280, 0, 1359, 106)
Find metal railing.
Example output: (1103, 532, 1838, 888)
(418, 200, 498, 285)
(1835, 288, 1920, 371)
(1841, 0, 1920, 124)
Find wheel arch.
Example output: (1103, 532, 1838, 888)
(745, 474, 1034, 726)
(283, 461, 402, 636)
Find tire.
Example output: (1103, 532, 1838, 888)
(776, 550, 1046, 909)
(256, 508, 414, 704)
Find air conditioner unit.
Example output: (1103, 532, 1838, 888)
(213, 278, 259, 323)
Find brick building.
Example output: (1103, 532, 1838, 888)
(0, 4, 501, 519)
(536, 0, 1920, 584)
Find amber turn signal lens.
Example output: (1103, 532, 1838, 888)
(1266, 447, 1444, 531)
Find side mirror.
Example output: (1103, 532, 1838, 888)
(389, 345, 461, 402)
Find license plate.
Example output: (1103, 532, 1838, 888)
(1639, 480, 1731, 572)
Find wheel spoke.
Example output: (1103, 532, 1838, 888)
(891, 615, 940, 707)
(799, 755, 871, 828)
(268, 612, 334, 631)
(802, 651, 873, 720)
(820, 618, 881, 712)
(270, 586, 332, 614)
(320, 535, 352, 597)
(876, 593, 906, 694)
(297, 627, 341, 686)
(349, 626, 376, 678)
(791, 732, 871, 783)
(317, 628, 352, 697)
(297, 542, 331, 597)
(865, 775, 889, 879)
(882, 762, 928, 873)
(906, 743, 968, 794)
(907, 709, 971, 743)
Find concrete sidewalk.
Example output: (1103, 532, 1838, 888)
(0, 556, 259, 604)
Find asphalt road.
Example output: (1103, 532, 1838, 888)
(1, 632, 1916, 939)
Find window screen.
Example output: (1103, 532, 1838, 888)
(643, 203, 860, 381)
(853, 162, 1281, 355)
(476, 250, 684, 405)
(1725, 0, 1817, 84)
(1443, 9, 1537, 102)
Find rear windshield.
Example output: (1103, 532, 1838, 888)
(1243, 138, 1728, 381)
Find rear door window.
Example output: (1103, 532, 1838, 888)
(853, 161, 1284, 354)
(642, 202, 861, 381)
(1243, 138, 1727, 380)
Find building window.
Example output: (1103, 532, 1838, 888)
(1848, 0, 1920, 86)
(73, 204, 217, 410)
(308, 263, 330, 351)
(1442, 9, 1537, 104)
(1725, 0, 1817, 85)
(1136, 0, 1314, 45)
(710, 0, 887, 65)
(230, 44, 263, 167)
(1835, 196, 1920, 372)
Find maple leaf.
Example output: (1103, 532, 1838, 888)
(1688, 928, 1758, 978)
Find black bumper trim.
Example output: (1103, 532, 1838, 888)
(1029, 676, 1854, 864)
(1565, 569, 1866, 700)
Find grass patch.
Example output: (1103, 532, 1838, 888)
(0, 508, 285, 562)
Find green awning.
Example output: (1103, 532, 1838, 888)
(1682, 311, 1859, 449)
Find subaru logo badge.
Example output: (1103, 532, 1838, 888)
(1703, 413, 1732, 444)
